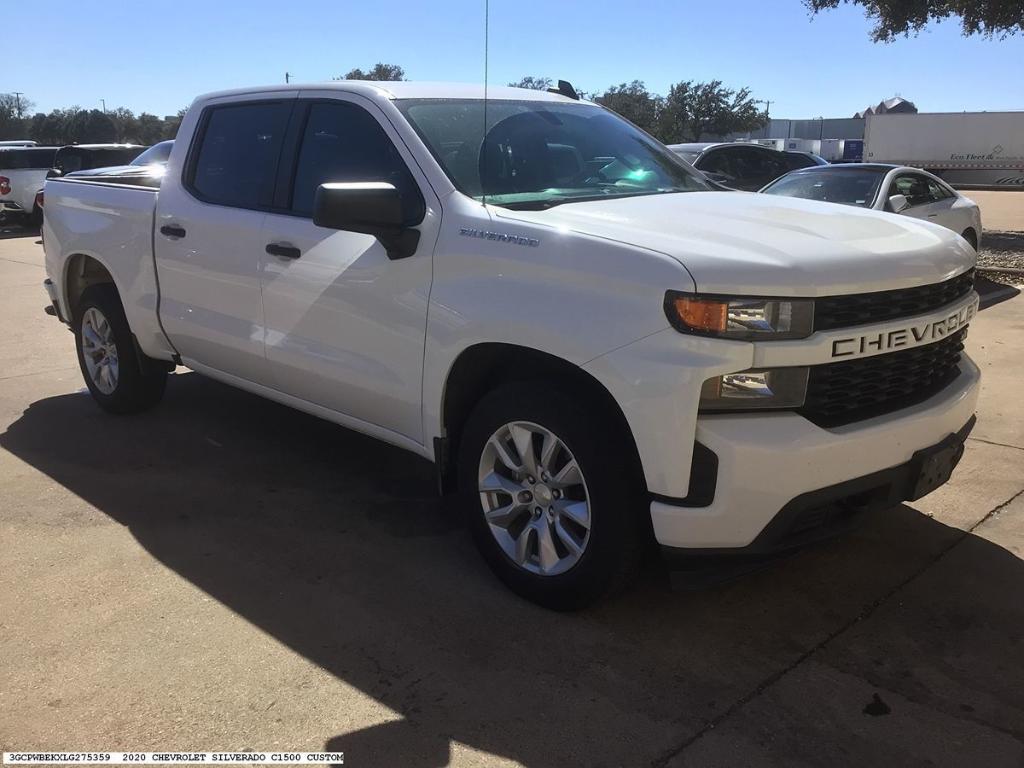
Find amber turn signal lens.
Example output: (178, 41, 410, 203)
(671, 297, 728, 333)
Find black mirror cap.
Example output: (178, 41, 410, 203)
(313, 182, 423, 260)
(313, 182, 404, 230)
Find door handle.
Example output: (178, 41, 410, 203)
(160, 224, 187, 238)
(266, 242, 301, 259)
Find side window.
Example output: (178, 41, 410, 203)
(699, 149, 732, 176)
(927, 179, 952, 202)
(289, 101, 421, 221)
(189, 101, 292, 209)
(891, 174, 932, 207)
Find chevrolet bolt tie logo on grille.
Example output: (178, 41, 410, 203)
(459, 227, 540, 247)
(831, 302, 977, 358)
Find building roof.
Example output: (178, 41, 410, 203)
(855, 96, 917, 119)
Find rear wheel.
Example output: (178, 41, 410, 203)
(458, 384, 644, 610)
(74, 284, 168, 414)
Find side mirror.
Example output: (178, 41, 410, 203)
(888, 193, 910, 213)
(313, 182, 421, 260)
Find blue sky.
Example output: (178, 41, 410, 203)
(9, 0, 1024, 119)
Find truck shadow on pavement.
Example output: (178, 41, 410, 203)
(2, 371, 1023, 766)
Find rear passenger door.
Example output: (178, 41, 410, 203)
(258, 93, 440, 444)
(155, 94, 296, 383)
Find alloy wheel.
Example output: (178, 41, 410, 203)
(477, 421, 592, 576)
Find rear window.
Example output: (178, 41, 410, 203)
(187, 101, 292, 209)
(0, 148, 58, 170)
(130, 141, 173, 166)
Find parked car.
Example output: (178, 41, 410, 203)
(64, 140, 173, 188)
(0, 146, 59, 224)
(668, 142, 801, 190)
(0, 140, 38, 147)
(51, 144, 148, 176)
(760, 164, 982, 249)
(42, 83, 979, 609)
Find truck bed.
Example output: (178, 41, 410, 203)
(42, 178, 177, 361)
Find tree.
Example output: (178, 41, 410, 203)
(657, 80, 767, 143)
(508, 76, 552, 90)
(136, 113, 165, 145)
(160, 109, 188, 141)
(594, 81, 663, 135)
(338, 63, 406, 81)
(805, 0, 1024, 40)
(107, 107, 138, 143)
(0, 93, 34, 140)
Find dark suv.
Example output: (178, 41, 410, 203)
(668, 142, 803, 191)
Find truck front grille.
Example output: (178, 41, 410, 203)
(814, 270, 975, 332)
(799, 329, 967, 428)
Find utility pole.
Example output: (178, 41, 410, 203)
(285, 72, 291, 84)
(101, 98, 107, 113)
(13, 92, 25, 118)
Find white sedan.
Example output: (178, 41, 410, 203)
(760, 163, 982, 250)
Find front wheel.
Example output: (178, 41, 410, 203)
(74, 284, 168, 414)
(458, 384, 644, 610)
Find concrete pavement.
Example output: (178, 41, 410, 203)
(1, 228, 1022, 767)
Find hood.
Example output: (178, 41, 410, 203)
(494, 191, 975, 296)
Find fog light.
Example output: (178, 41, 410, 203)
(700, 367, 809, 411)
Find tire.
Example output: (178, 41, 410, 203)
(458, 383, 645, 610)
(73, 284, 168, 414)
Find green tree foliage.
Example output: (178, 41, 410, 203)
(508, 76, 553, 90)
(594, 81, 663, 135)
(0, 93, 35, 140)
(1, 95, 186, 145)
(338, 63, 406, 81)
(806, 0, 1024, 40)
(657, 80, 767, 143)
(106, 107, 138, 143)
(136, 113, 166, 145)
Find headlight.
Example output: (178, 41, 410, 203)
(664, 292, 814, 340)
(700, 368, 809, 411)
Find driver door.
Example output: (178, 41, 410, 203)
(258, 94, 441, 444)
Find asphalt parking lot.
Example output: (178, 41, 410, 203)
(1, 225, 1022, 766)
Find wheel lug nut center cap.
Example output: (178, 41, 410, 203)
(534, 485, 552, 504)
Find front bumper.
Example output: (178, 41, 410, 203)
(650, 354, 980, 550)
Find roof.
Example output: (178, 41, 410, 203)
(195, 81, 588, 105)
(791, 163, 899, 171)
(668, 142, 780, 155)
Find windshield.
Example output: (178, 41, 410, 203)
(396, 99, 708, 209)
(130, 141, 173, 166)
(760, 168, 886, 208)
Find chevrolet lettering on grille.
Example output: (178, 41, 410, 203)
(830, 298, 978, 359)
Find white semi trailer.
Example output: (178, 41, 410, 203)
(865, 111, 1024, 188)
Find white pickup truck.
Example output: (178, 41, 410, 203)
(42, 82, 980, 609)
